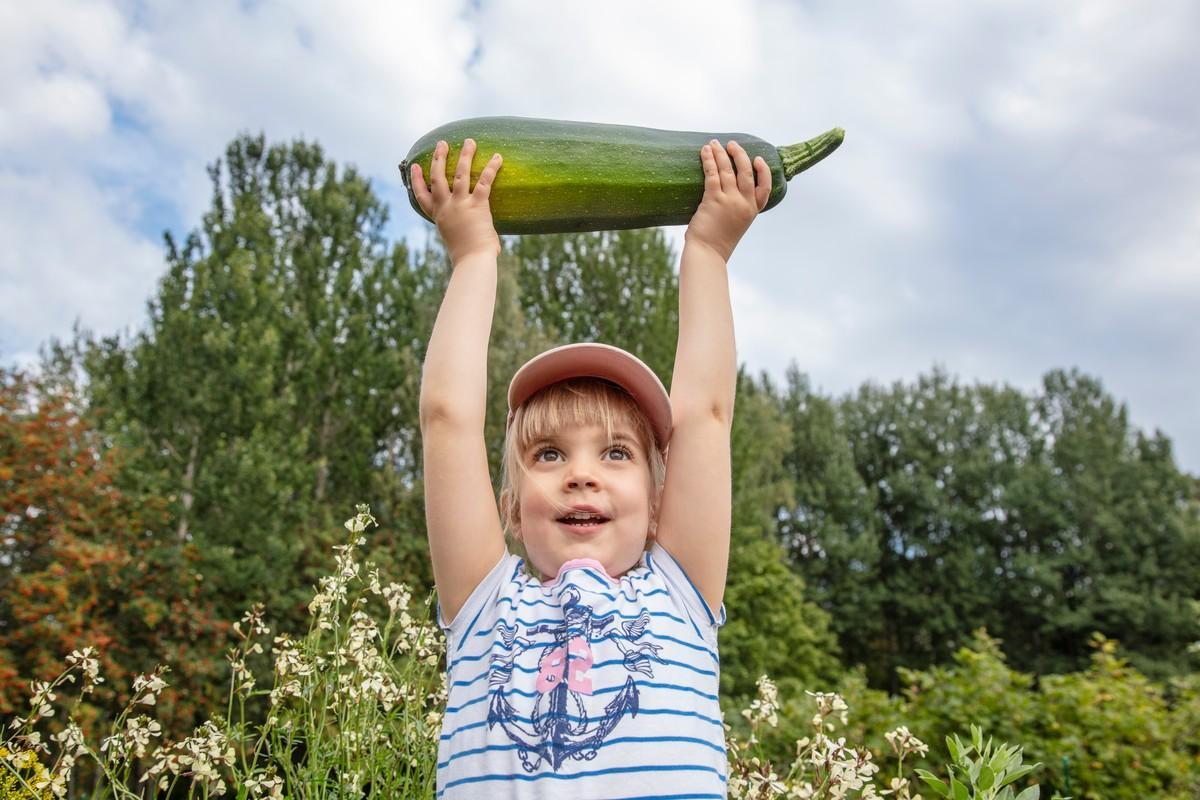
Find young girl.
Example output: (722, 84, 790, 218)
(411, 133, 772, 798)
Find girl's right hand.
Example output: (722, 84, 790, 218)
(410, 138, 504, 265)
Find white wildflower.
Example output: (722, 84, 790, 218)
(100, 731, 128, 761)
(366, 563, 383, 595)
(245, 768, 286, 799)
(32, 770, 68, 799)
(884, 725, 929, 759)
(805, 689, 850, 727)
(125, 715, 162, 759)
(29, 680, 55, 718)
(383, 582, 412, 615)
(742, 675, 781, 728)
(132, 669, 170, 706)
(51, 722, 87, 758)
(66, 647, 104, 692)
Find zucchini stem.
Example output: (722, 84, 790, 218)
(779, 128, 844, 181)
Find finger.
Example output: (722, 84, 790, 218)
(753, 156, 772, 211)
(700, 144, 721, 194)
(452, 138, 476, 195)
(472, 151, 503, 199)
(710, 138, 735, 192)
(410, 163, 434, 216)
(728, 141, 754, 196)
(430, 140, 449, 201)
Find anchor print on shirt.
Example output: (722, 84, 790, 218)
(486, 584, 665, 772)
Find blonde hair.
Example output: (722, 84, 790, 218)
(499, 377, 667, 548)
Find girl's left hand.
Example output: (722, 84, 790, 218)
(684, 139, 772, 263)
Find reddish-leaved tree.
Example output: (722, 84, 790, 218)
(0, 368, 228, 740)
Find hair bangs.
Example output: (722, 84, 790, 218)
(512, 378, 651, 456)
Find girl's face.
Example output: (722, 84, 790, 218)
(515, 422, 657, 582)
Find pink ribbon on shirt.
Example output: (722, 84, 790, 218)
(536, 635, 594, 695)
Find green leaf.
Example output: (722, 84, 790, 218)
(916, 769, 951, 798)
(990, 745, 1017, 775)
(952, 777, 970, 800)
(1014, 786, 1040, 800)
(947, 734, 963, 763)
(979, 765, 996, 792)
(971, 724, 983, 752)
(998, 765, 1037, 788)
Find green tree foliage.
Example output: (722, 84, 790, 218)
(1025, 370, 1200, 678)
(719, 371, 842, 703)
(781, 366, 1200, 688)
(774, 366, 882, 678)
(506, 229, 680, 382)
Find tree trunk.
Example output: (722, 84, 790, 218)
(176, 433, 200, 542)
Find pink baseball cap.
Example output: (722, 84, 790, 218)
(506, 343, 672, 452)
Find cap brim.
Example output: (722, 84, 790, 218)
(506, 343, 672, 451)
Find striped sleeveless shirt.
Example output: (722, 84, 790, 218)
(435, 541, 728, 799)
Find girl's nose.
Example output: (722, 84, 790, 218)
(564, 471, 599, 490)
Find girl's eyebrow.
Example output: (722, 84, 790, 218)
(526, 432, 639, 450)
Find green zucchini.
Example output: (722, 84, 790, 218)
(399, 116, 843, 235)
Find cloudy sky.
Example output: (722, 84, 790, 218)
(2, 1, 1198, 473)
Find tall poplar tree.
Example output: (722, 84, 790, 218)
(75, 134, 442, 631)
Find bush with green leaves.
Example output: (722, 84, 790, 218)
(833, 629, 1200, 800)
(723, 675, 1047, 799)
(915, 725, 1043, 800)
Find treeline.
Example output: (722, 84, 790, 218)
(2, 133, 1198, 743)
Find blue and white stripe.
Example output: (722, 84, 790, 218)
(435, 542, 728, 799)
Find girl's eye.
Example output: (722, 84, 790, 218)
(533, 447, 561, 462)
(607, 445, 634, 461)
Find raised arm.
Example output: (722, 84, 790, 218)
(656, 139, 771, 617)
(412, 138, 508, 625)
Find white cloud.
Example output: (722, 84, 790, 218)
(1106, 159, 1200, 299)
(0, 73, 110, 149)
(0, 168, 163, 366)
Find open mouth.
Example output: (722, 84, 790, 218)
(557, 513, 610, 532)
